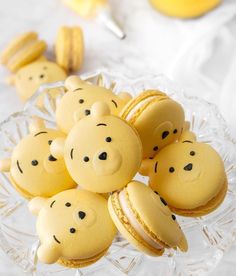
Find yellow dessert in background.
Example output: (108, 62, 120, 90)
(63, 0, 107, 17)
(149, 0, 221, 19)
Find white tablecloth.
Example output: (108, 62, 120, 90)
(0, 0, 236, 275)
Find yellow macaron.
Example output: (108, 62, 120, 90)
(140, 133, 227, 217)
(28, 189, 117, 267)
(120, 90, 185, 159)
(149, 0, 221, 19)
(0, 118, 76, 199)
(56, 75, 132, 133)
(9, 60, 67, 102)
(55, 26, 84, 73)
(108, 181, 188, 256)
(0, 31, 47, 72)
(51, 101, 142, 193)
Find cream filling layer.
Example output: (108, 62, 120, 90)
(119, 190, 163, 250)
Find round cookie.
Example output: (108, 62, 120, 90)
(140, 134, 227, 217)
(9, 60, 67, 102)
(55, 26, 84, 73)
(28, 189, 117, 267)
(108, 181, 188, 256)
(149, 0, 221, 19)
(120, 90, 185, 159)
(0, 118, 76, 199)
(56, 76, 132, 133)
(51, 101, 142, 193)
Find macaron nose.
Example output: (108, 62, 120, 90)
(84, 109, 91, 116)
(184, 163, 193, 171)
(99, 152, 107, 160)
(48, 155, 57, 162)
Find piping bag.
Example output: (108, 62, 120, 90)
(63, 0, 126, 39)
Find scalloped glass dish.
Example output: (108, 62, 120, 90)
(0, 70, 236, 276)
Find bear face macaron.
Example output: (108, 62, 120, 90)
(108, 181, 188, 256)
(29, 189, 117, 268)
(10, 60, 67, 102)
(140, 133, 227, 217)
(120, 90, 185, 159)
(51, 101, 142, 193)
(0, 118, 76, 199)
(55, 76, 132, 133)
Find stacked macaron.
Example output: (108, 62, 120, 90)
(0, 74, 228, 269)
(0, 26, 84, 102)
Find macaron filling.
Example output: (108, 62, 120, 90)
(119, 189, 163, 250)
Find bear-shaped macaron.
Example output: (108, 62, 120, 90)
(51, 101, 143, 193)
(140, 131, 228, 217)
(55, 76, 132, 133)
(120, 90, 185, 159)
(28, 189, 117, 267)
(0, 118, 76, 199)
(9, 60, 67, 102)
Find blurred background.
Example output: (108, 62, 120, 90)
(0, 0, 236, 275)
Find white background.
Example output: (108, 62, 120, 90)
(0, 0, 236, 275)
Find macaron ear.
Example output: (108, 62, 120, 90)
(178, 233, 188, 252)
(50, 138, 65, 159)
(65, 75, 84, 91)
(117, 92, 132, 103)
(91, 101, 111, 118)
(0, 158, 11, 172)
(6, 75, 15, 85)
(179, 130, 196, 143)
(29, 117, 46, 134)
(37, 242, 61, 264)
(139, 159, 152, 176)
(28, 197, 47, 216)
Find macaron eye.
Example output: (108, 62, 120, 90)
(172, 214, 176, 220)
(105, 137, 112, 142)
(78, 211, 86, 219)
(48, 140, 53, 145)
(190, 151, 196, 156)
(169, 167, 175, 173)
(79, 99, 84, 104)
(160, 197, 167, 206)
(31, 160, 38, 166)
(162, 131, 169, 139)
(83, 156, 89, 162)
(173, 129, 178, 134)
(153, 146, 158, 151)
(70, 228, 76, 234)
(65, 202, 71, 207)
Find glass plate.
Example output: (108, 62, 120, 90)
(0, 70, 236, 276)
